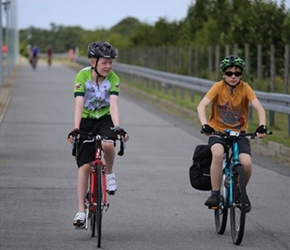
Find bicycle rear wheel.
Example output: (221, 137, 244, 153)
(215, 175, 228, 234)
(31, 58, 37, 69)
(230, 164, 246, 245)
(214, 202, 228, 234)
(96, 163, 104, 248)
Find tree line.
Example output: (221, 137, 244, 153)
(19, 0, 289, 52)
(18, 0, 289, 88)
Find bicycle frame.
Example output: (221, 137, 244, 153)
(214, 130, 252, 245)
(89, 140, 108, 211)
(223, 131, 241, 208)
(81, 135, 108, 248)
(212, 129, 272, 245)
(84, 135, 109, 226)
(76, 131, 125, 248)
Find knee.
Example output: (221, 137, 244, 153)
(212, 151, 224, 163)
(241, 160, 252, 176)
(240, 157, 252, 169)
(79, 164, 91, 174)
(102, 141, 114, 151)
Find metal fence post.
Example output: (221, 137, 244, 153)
(0, 3, 3, 86)
(285, 44, 289, 94)
(257, 44, 262, 81)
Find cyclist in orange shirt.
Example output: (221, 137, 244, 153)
(197, 55, 267, 213)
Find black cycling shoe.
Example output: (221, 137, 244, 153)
(235, 185, 251, 213)
(204, 195, 220, 208)
(107, 190, 116, 195)
(245, 195, 251, 213)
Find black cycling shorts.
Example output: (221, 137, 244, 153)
(208, 135, 251, 155)
(75, 115, 117, 168)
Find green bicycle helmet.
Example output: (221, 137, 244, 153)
(219, 55, 245, 73)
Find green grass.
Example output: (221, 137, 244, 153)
(120, 73, 290, 148)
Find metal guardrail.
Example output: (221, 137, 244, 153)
(75, 57, 290, 135)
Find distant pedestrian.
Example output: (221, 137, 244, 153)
(30, 44, 39, 69)
(68, 48, 74, 62)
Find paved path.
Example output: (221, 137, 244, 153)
(0, 61, 289, 250)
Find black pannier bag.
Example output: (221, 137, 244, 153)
(189, 144, 212, 191)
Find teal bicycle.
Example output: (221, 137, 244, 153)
(211, 129, 271, 245)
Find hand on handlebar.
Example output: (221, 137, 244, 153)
(111, 127, 129, 156)
(255, 125, 267, 138)
(67, 128, 80, 143)
(201, 124, 215, 135)
(113, 127, 129, 142)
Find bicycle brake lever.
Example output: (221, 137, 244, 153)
(117, 137, 125, 156)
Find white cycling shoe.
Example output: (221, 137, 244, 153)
(73, 211, 86, 229)
(106, 173, 117, 195)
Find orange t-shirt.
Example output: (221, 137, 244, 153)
(205, 80, 256, 132)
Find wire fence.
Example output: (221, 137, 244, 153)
(118, 44, 290, 94)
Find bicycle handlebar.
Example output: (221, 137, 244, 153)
(76, 132, 126, 156)
(201, 129, 273, 139)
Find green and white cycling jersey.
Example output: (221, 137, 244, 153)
(74, 66, 120, 119)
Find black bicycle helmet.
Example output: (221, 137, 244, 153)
(219, 55, 245, 73)
(87, 41, 117, 59)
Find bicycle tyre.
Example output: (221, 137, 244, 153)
(96, 163, 103, 248)
(230, 164, 246, 245)
(90, 210, 96, 237)
(88, 190, 96, 237)
(215, 176, 228, 234)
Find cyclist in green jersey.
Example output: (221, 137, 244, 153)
(67, 41, 129, 228)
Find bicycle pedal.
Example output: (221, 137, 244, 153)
(104, 203, 110, 211)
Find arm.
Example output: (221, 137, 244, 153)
(109, 94, 129, 142)
(251, 98, 267, 138)
(67, 96, 83, 144)
(109, 95, 120, 127)
(73, 96, 84, 129)
(197, 97, 211, 125)
(251, 98, 266, 126)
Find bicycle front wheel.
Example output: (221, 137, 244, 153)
(90, 211, 96, 237)
(230, 164, 246, 245)
(87, 191, 96, 237)
(96, 163, 104, 248)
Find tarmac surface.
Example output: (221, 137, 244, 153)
(0, 60, 289, 250)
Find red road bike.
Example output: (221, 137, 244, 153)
(77, 132, 125, 248)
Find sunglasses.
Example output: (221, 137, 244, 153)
(224, 71, 242, 77)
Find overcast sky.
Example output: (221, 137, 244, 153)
(16, 0, 194, 30)
(14, 0, 290, 31)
